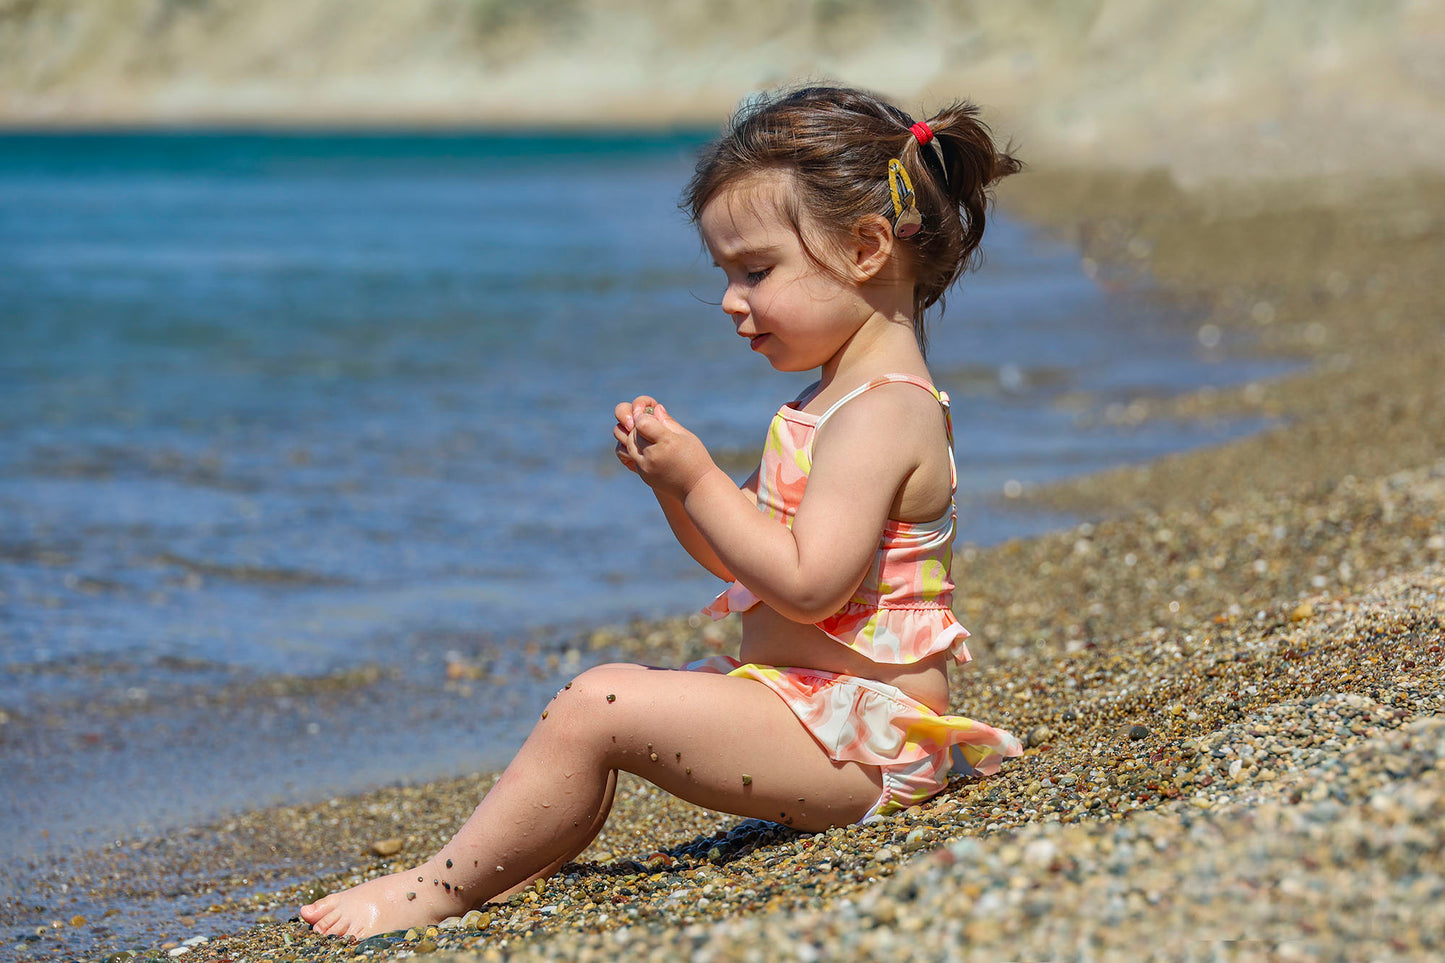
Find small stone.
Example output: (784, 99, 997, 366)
(874, 846, 896, 863)
(606, 694, 616, 703)
(445, 858, 453, 869)
(414, 939, 438, 953)
(649, 752, 658, 762)
(741, 774, 753, 785)
(904, 829, 929, 852)
(1128, 725, 1150, 741)
(68, 916, 86, 927)
(406, 892, 416, 901)
(1290, 602, 1315, 622)
(405, 928, 420, 941)
(370, 838, 404, 857)
(1027, 725, 1053, 748)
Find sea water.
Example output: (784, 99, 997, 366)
(0, 132, 1288, 863)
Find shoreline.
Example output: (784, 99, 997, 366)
(7, 165, 1445, 960)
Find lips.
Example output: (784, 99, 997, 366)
(748, 333, 769, 350)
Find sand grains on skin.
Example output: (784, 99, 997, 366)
(301, 859, 476, 941)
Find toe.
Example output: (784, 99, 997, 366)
(299, 893, 335, 923)
(312, 905, 347, 937)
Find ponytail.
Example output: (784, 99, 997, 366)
(896, 102, 1023, 343)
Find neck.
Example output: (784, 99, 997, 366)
(819, 309, 925, 388)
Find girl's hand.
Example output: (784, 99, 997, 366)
(612, 398, 646, 474)
(613, 397, 716, 498)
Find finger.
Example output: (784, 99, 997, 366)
(614, 428, 637, 461)
(614, 402, 635, 432)
(632, 396, 660, 422)
(618, 421, 646, 458)
(633, 410, 668, 442)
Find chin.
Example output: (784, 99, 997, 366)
(765, 356, 817, 373)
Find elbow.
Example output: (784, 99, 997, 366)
(777, 582, 855, 624)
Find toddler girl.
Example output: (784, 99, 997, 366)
(302, 84, 1023, 940)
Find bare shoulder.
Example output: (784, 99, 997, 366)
(813, 380, 946, 461)
(810, 380, 952, 520)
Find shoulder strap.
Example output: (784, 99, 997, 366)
(813, 374, 942, 434)
(811, 374, 956, 490)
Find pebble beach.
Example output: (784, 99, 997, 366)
(4, 4, 1445, 955)
(6, 158, 1442, 961)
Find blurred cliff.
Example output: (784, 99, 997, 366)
(1, 0, 1442, 181)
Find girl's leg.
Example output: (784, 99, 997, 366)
(301, 662, 882, 939)
(489, 761, 617, 902)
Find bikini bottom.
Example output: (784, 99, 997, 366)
(683, 656, 1022, 821)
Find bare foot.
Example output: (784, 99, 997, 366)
(299, 859, 475, 940)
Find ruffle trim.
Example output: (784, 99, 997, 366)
(685, 656, 1022, 775)
(702, 582, 974, 665)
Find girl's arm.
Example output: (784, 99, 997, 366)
(620, 387, 931, 623)
(615, 398, 759, 581)
(650, 485, 748, 581)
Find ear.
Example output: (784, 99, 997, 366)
(847, 214, 896, 283)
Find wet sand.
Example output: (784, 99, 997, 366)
(6, 169, 1444, 961)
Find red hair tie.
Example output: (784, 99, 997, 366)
(910, 122, 934, 146)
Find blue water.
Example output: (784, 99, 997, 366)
(0, 132, 1289, 865)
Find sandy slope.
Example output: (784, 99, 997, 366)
(3, 0, 1443, 182)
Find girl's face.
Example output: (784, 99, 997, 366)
(698, 171, 873, 374)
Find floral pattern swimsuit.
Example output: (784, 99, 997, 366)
(687, 374, 1022, 819)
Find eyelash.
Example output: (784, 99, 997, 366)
(744, 268, 771, 285)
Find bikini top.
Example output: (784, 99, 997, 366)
(702, 374, 973, 666)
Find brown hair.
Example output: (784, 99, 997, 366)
(684, 84, 1022, 355)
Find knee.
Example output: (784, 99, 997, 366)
(538, 663, 645, 731)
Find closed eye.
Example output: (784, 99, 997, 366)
(745, 267, 772, 285)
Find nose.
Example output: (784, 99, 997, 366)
(720, 282, 748, 322)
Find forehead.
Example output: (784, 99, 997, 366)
(698, 170, 798, 258)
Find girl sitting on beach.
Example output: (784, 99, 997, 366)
(301, 84, 1024, 940)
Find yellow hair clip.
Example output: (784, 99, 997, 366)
(888, 159, 923, 238)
